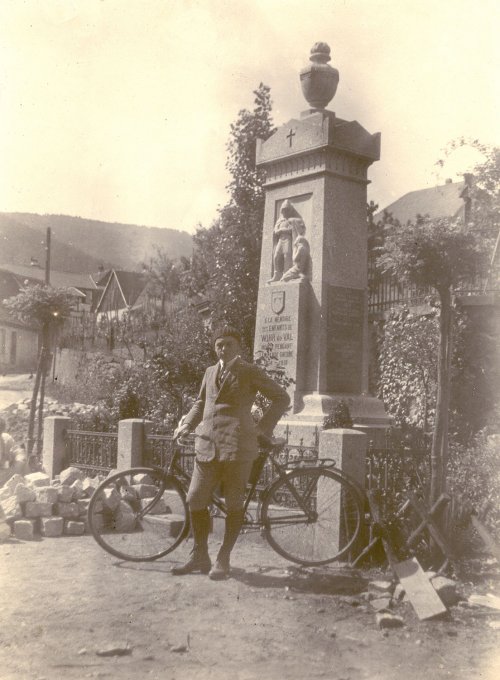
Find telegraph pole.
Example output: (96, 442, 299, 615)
(44, 227, 51, 285)
(36, 226, 52, 456)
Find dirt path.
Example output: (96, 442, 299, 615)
(0, 374, 33, 411)
(1, 533, 499, 680)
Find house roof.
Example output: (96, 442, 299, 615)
(95, 270, 148, 313)
(0, 304, 38, 330)
(0, 264, 97, 292)
(112, 271, 148, 306)
(375, 180, 467, 224)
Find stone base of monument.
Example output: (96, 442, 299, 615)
(274, 424, 367, 482)
(268, 427, 368, 561)
(279, 393, 391, 448)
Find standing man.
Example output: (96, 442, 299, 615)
(173, 325, 290, 580)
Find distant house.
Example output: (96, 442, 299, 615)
(368, 177, 500, 314)
(0, 263, 98, 372)
(373, 178, 470, 225)
(94, 270, 149, 321)
(0, 263, 97, 313)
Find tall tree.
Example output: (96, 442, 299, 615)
(377, 307, 439, 440)
(143, 247, 181, 314)
(379, 215, 488, 502)
(377, 146, 498, 502)
(4, 285, 74, 456)
(183, 84, 275, 351)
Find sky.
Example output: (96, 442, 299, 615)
(0, 0, 498, 234)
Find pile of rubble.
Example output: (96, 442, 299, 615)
(0, 466, 103, 540)
(361, 576, 461, 628)
(1, 397, 98, 446)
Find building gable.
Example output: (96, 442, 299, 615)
(375, 180, 467, 225)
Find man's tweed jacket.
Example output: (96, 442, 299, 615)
(183, 357, 290, 462)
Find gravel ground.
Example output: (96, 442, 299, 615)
(0, 532, 499, 680)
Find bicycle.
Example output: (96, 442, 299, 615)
(87, 436, 366, 567)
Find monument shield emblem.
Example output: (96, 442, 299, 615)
(271, 290, 285, 315)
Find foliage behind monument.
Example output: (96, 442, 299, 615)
(182, 84, 276, 351)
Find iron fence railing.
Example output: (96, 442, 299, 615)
(64, 429, 118, 477)
(62, 425, 429, 500)
(259, 438, 319, 488)
(62, 424, 321, 490)
(144, 434, 196, 476)
(366, 445, 430, 500)
(368, 253, 499, 314)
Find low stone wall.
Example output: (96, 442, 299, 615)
(0, 466, 103, 541)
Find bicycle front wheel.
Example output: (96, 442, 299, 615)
(88, 467, 189, 562)
(261, 467, 364, 566)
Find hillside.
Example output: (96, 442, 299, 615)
(0, 213, 192, 274)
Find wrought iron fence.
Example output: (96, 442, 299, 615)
(64, 429, 118, 477)
(366, 445, 430, 504)
(368, 260, 498, 314)
(143, 429, 319, 490)
(63, 425, 321, 486)
(144, 433, 196, 476)
(63, 425, 430, 501)
(258, 437, 319, 488)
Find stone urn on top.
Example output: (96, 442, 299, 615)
(300, 42, 339, 110)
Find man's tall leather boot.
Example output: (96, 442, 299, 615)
(171, 509, 211, 575)
(209, 509, 245, 580)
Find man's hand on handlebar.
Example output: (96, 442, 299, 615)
(173, 422, 191, 441)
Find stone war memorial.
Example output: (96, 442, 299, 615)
(254, 42, 391, 463)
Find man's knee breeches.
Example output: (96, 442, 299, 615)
(187, 459, 253, 512)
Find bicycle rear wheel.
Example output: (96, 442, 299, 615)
(261, 467, 364, 566)
(88, 467, 189, 562)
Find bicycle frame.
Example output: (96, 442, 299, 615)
(88, 438, 366, 566)
(165, 442, 339, 531)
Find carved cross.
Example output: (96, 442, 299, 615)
(286, 129, 296, 147)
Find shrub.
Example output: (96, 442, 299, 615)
(447, 429, 500, 547)
(323, 399, 354, 430)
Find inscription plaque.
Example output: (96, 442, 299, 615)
(326, 286, 364, 393)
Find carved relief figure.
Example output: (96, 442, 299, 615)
(268, 199, 310, 283)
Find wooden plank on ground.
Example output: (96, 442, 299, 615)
(393, 557, 447, 621)
(471, 515, 500, 564)
(405, 492, 453, 560)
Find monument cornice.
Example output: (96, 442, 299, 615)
(261, 145, 372, 187)
(256, 110, 381, 168)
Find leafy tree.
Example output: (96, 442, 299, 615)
(377, 141, 500, 503)
(70, 308, 213, 432)
(4, 285, 75, 456)
(450, 307, 500, 443)
(143, 246, 181, 313)
(183, 84, 276, 350)
(378, 214, 492, 504)
(377, 307, 438, 440)
(143, 309, 213, 422)
(374, 141, 499, 462)
(448, 430, 500, 544)
(436, 138, 500, 243)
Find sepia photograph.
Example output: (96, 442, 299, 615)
(0, 1, 499, 679)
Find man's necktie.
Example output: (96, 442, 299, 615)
(217, 364, 227, 389)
